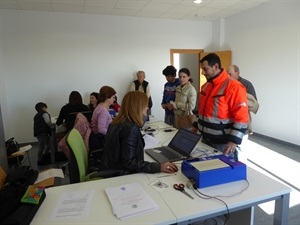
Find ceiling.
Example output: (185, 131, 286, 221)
(0, 0, 271, 22)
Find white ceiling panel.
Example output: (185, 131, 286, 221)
(0, 0, 271, 21)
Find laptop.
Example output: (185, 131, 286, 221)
(145, 128, 201, 163)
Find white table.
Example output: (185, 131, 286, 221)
(31, 117, 291, 225)
(30, 173, 176, 225)
(145, 167, 290, 225)
(144, 117, 291, 225)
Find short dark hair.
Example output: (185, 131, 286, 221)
(162, 65, 177, 77)
(69, 91, 83, 105)
(98, 86, 116, 103)
(35, 102, 47, 112)
(200, 53, 222, 68)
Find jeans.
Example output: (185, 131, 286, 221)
(37, 133, 50, 161)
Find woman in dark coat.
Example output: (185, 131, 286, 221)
(100, 91, 177, 175)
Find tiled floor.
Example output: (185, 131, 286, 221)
(13, 133, 300, 224)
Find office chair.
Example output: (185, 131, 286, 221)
(66, 128, 122, 183)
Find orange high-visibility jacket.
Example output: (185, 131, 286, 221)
(197, 69, 248, 145)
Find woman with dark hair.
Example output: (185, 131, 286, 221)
(88, 92, 99, 112)
(168, 68, 197, 129)
(89, 86, 116, 150)
(100, 91, 178, 175)
(56, 91, 89, 126)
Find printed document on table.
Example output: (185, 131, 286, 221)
(50, 189, 94, 220)
(105, 182, 159, 220)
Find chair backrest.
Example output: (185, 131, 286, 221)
(65, 111, 92, 132)
(67, 128, 88, 183)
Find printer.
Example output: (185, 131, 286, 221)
(181, 154, 247, 188)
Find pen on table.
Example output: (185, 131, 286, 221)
(157, 173, 177, 178)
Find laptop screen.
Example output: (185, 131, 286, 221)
(168, 129, 201, 156)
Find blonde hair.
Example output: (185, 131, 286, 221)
(112, 91, 148, 127)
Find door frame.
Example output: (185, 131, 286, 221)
(170, 49, 204, 92)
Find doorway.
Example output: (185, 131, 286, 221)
(170, 49, 232, 92)
(170, 49, 204, 92)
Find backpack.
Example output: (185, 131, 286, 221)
(5, 137, 20, 156)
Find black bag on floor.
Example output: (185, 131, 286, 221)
(0, 166, 40, 224)
(5, 137, 19, 156)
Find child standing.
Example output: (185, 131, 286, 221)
(33, 102, 54, 165)
(161, 65, 180, 126)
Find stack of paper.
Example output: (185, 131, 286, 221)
(105, 182, 159, 220)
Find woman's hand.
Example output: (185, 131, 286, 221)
(160, 162, 178, 173)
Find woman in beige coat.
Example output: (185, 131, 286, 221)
(168, 68, 197, 129)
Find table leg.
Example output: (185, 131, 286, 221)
(274, 192, 290, 225)
(50, 132, 58, 164)
(26, 151, 32, 168)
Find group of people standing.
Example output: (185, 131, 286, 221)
(33, 53, 257, 176)
(161, 54, 257, 161)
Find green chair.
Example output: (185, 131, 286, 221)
(66, 128, 123, 183)
(67, 128, 96, 183)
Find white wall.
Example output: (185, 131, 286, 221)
(0, 10, 212, 143)
(222, 1, 300, 145)
(1, 0, 299, 146)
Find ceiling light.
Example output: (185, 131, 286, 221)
(193, 0, 202, 4)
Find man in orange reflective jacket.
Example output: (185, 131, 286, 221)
(194, 53, 248, 159)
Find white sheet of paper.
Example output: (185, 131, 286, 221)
(105, 182, 159, 220)
(143, 134, 160, 149)
(50, 189, 94, 221)
(11, 144, 32, 155)
(34, 168, 64, 184)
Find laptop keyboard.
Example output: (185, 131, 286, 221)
(162, 149, 180, 159)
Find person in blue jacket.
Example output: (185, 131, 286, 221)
(161, 65, 180, 126)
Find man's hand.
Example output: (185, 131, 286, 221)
(224, 141, 238, 155)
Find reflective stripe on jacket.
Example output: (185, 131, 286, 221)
(197, 69, 248, 145)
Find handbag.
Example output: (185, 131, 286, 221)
(175, 112, 196, 129)
(5, 137, 19, 156)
